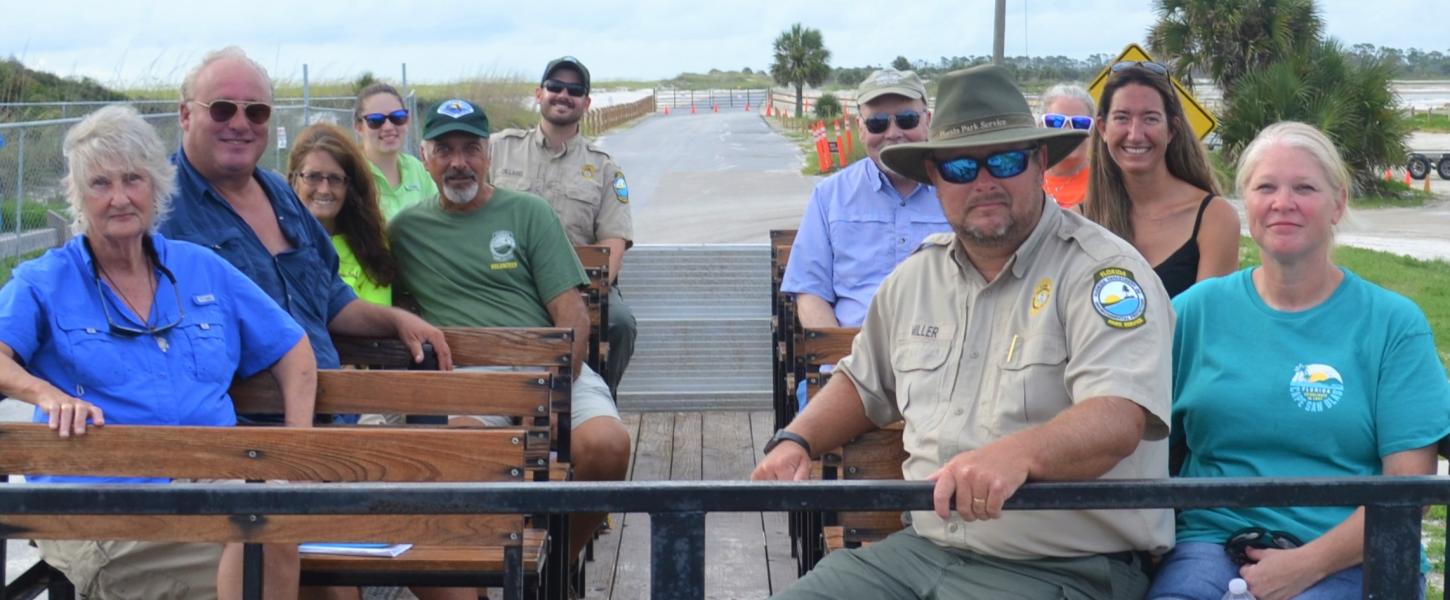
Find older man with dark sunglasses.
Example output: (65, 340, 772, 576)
(489, 56, 637, 399)
(161, 46, 453, 398)
(756, 64, 1175, 600)
(779, 68, 950, 411)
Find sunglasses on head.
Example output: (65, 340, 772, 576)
(1041, 113, 1093, 130)
(543, 79, 587, 97)
(1110, 60, 1170, 76)
(933, 144, 1039, 184)
(191, 99, 272, 125)
(1224, 526, 1304, 566)
(863, 110, 922, 134)
(359, 109, 410, 129)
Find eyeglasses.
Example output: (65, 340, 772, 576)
(863, 110, 922, 134)
(1224, 527, 1304, 566)
(1110, 61, 1170, 76)
(190, 99, 272, 125)
(94, 264, 184, 338)
(358, 109, 410, 129)
(295, 171, 348, 188)
(543, 79, 587, 98)
(1041, 113, 1094, 130)
(932, 145, 1039, 184)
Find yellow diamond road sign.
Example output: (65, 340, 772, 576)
(1087, 43, 1217, 141)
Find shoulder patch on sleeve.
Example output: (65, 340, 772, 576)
(1090, 267, 1148, 329)
(612, 171, 629, 204)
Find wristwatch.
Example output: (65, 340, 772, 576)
(763, 430, 812, 457)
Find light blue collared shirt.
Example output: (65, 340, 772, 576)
(781, 159, 949, 326)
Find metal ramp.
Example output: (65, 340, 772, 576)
(615, 244, 771, 411)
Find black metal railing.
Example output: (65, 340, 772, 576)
(0, 477, 1445, 599)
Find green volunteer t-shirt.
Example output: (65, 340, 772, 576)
(389, 188, 588, 328)
(331, 235, 392, 306)
(371, 153, 439, 221)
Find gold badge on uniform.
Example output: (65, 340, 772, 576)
(1030, 277, 1052, 316)
(581, 164, 596, 179)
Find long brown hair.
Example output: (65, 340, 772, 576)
(287, 123, 397, 287)
(1082, 66, 1219, 242)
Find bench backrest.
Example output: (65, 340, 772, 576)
(0, 422, 527, 547)
(574, 245, 612, 374)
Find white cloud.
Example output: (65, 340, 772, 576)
(3, 0, 1440, 89)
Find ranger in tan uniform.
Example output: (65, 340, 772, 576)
(490, 56, 636, 397)
(754, 64, 1174, 600)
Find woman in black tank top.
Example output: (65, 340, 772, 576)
(1081, 65, 1240, 297)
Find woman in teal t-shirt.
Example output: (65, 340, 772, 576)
(1148, 122, 1450, 600)
(287, 123, 395, 306)
(355, 82, 438, 220)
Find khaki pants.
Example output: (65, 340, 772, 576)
(774, 529, 1148, 600)
(37, 539, 223, 600)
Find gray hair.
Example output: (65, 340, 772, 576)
(180, 46, 273, 102)
(63, 105, 177, 233)
(1039, 83, 1094, 116)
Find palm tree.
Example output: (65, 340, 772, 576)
(1217, 39, 1408, 195)
(769, 24, 831, 118)
(1148, 0, 1321, 99)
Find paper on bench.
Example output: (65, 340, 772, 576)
(298, 542, 413, 558)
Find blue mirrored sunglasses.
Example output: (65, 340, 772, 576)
(1041, 113, 1093, 130)
(933, 145, 1038, 184)
(359, 109, 410, 129)
(1110, 60, 1169, 76)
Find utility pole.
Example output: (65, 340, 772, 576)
(993, 0, 1006, 64)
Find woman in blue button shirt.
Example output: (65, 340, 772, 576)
(0, 105, 316, 600)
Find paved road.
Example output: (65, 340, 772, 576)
(595, 112, 818, 243)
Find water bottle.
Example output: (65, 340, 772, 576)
(1221, 578, 1255, 600)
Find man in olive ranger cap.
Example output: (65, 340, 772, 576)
(490, 56, 636, 400)
(753, 64, 1173, 599)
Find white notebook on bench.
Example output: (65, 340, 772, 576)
(298, 543, 413, 558)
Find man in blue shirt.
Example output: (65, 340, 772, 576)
(161, 47, 451, 378)
(782, 69, 949, 330)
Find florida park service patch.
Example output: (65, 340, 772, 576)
(1091, 267, 1147, 329)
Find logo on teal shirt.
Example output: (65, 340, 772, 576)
(1289, 363, 1344, 412)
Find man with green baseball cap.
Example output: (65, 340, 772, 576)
(391, 97, 633, 579)
(755, 64, 1173, 599)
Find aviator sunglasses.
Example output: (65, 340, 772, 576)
(359, 109, 410, 129)
(1110, 60, 1170, 76)
(544, 79, 587, 98)
(190, 99, 272, 125)
(1224, 526, 1304, 566)
(1041, 113, 1094, 130)
(863, 110, 922, 134)
(933, 144, 1039, 184)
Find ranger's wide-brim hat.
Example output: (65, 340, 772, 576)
(880, 64, 1087, 184)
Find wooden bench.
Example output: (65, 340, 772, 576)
(793, 326, 859, 572)
(334, 327, 576, 598)
(769, 229, 797, 432)
(0, 370, 542, 599)
(574, 245, 612, 381)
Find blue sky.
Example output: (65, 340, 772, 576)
(3, 0, 1442, 87)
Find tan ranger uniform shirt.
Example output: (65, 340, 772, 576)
(490, 126, 633, 248)
(836, 200, 1175, 560)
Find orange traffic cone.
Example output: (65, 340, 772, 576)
(1383, 169, 1392, 181)
(691, 102, 697, 115)
(815, 122, 831, 173)
(845, 128, 854, 156)
(1404, 170, 1412, 186)
(745, 101, 751, 112)
(834, 120, 847, 168)
(663, 106, 670, 116)
(713, 104, 719, 113)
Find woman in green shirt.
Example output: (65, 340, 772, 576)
(355, 82, 438, 220)
(287, 123, 395, 306)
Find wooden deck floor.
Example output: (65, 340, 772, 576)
(582, 411, 796, 600)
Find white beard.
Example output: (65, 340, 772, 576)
(442, 182, 479, 205)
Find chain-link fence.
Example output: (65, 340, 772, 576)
(0, 96, 365, 261)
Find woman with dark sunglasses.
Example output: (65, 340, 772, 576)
(354, 82, 437, 220)
(288, 123, 395, 307)
(1082, 63, 1239, 298)
(0, 104, 316, 599)
(1038, 83, 1095, 209)
(1150, 122, 1448, 599)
